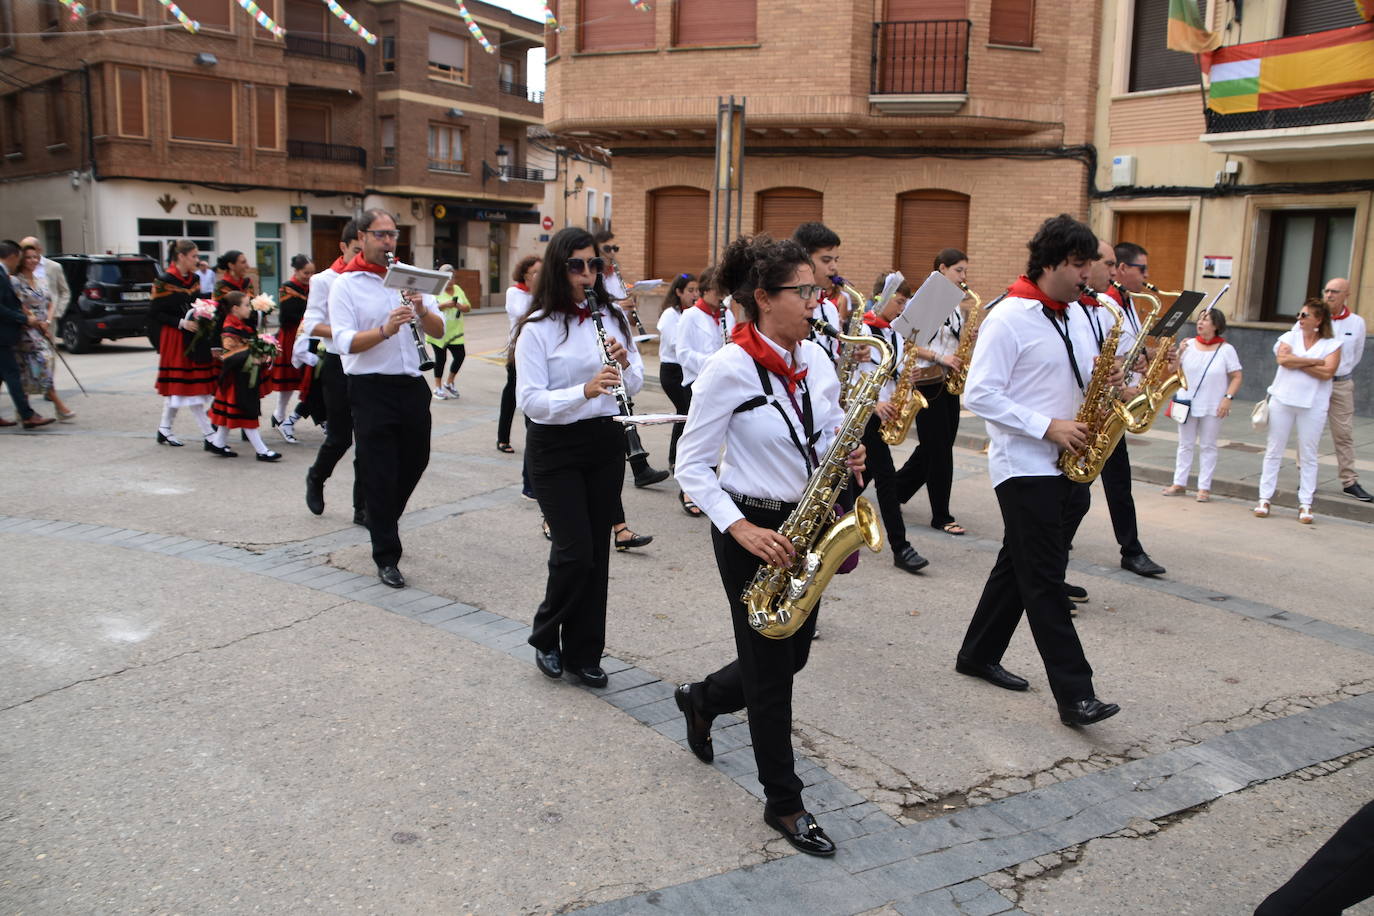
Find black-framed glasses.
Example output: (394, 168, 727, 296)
(771, 284, 823, 300)
(600, 245, 620, 254)
(565, 257, 605, 274)
(1122, 262, 1148, 271)
(365, 229, 399, 240)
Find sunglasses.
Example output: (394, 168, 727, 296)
(771, 284, 823, 300)
(1298, 312, 1315, 319)
(565, 257, 605, 274)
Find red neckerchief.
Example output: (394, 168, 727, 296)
(220, 273, 250, 291)
(730, 321, 808, 393)
(1196, 335, 1224, 346)
(694, 298, 720, 320)
(282, 280, 308, 298)
(862, 312, 891, 329)
(514, 282, 530, 292)
(168, 265, 186, 282)
(223, 313, 255, 339)
(1108, 282, 1129, 306)
(340, 252, 387, 276)
(1007, 275, 1071, 312)
(573, 301, 592, 324)
(1331, 306, 1351, 321)
(330, 256, 348, 273)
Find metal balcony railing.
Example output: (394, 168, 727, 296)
(871, 19, 971, 95)
(499, 80, 545, 104)
(287, 140, 366, 168)
(285, 34, 366, 72)
(499, 164, 546, 181)
(1204, 92, 1373, 134)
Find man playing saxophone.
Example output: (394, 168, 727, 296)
(956, 215, 1123, 728)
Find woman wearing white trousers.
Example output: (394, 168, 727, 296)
(1255, 300, 1342, 524)
(1162, 308, 1242, 502)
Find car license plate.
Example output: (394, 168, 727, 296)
(124, 291, 150, 301)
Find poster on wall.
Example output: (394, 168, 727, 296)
(1203, 255, 1233, 279)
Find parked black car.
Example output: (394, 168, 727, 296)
(49, 254, 161, 353)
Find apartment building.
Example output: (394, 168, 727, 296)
(0, 0, 545, 304)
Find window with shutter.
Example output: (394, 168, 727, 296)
(1129, 0, 1206, 92)
(989, 0, 1033, 46)
(176, 0, 231, 31)
(581, 0, 654, 52)
(428, 31, 468, 82)
(649, 187, 710, 281)
(1283, 0, 1362, 36)
(255, 86, 278, 149)
(115, 66, 146, 137)
(379, 116, 396, 166)
(428, 123, 466, 172)
(754, 188, 823, 240)
(170, 73, 234, 144)
(894, 190, 969, 282)
(3, 94, 22, 155)
(675, 0, 756, 46)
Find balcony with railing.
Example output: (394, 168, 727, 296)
(869, 19, 971, 114)
(285, 34, 367, 72)
(498, 164, 546, 181)
(288, 140, 367, 168)
(499, 80, 545, 105)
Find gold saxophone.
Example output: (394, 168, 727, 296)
(833, 279, 870, 407)
(1122, 284, 1188, 434)
(945, 281, 984, 396)
(879, 331, 929, 445)
(744, 319, 895, 639)
(1058, 288, 1132, 483)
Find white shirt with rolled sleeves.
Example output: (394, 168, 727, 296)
(676, 337, 845, 534)
(1267, 329, 1342, 410)
(912, 307, 962, 370)
(515, 306, 644, 425)
(328, 268, 441, 377)
(1328, 312, 1366, 378)
(657, 306, 682, 364)
(847, 321, 904, 402)
(677, 304, 736, 385)
(293, 264, 341, 367)
(964, 296, 1097, 487)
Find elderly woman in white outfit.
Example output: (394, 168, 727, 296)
(1255, 300, 1343, 523)
(1161, 308, 1242, 502)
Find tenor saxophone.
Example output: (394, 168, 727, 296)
(833, 278, 870, 407)
(1058, 288, 1133, 483)
(945, 282, 984, 396)
(879, 331, 928, 446)
(743, 319, 895, 639)
(1122, 286, 1188, 434)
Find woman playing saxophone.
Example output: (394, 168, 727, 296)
(673, 235, 865, 860)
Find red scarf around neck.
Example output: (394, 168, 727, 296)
(694, 298, 720, 319)
(514, 281, 530, 292)
(340, 252, 387, 276)
(1195, 335, 1224, 346)
(731, 321, 807, 393)
(329, 256, 348, 273)
(1008, 275, 1071, 312)
(220, 273, 250, 290)
(862, 312, 891, 329)
(1331, 306, 1351, 321)
(573, 303, 592, 324)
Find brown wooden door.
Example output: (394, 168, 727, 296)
(649, 187, 710, 281)
(1114, 211, 1189, 296)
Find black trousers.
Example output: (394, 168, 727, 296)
(527, 417, 624, 669)
(894, 381, 960, 528)
(695, 500, 819, 818)
(1062, 437, 1144, 558)
(0, 345, 34, 419)
(1255, 799, 1374, 915)
(659, 362, 691, 468)
(497, 361, 517, 444)
(851, 414, 910, 554)
(959, 475, 1095, 705)
(348, 373, 432, 568)
(432, 342, 466, 380)
(307, 353, 364, 513)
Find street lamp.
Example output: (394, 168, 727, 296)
(564, 175, 584, 199)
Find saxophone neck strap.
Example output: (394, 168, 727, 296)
(734, 361, 818, 473)
(1042, 306, 1086, 393)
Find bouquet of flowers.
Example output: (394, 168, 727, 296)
(246, 332, 279, 388)
(250, 293, 276, 319)
(184, 298, 218, 358)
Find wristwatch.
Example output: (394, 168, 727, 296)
(1223, 394, 1235, 399)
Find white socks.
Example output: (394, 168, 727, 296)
(244, 428, 271, 455)
(159, 401, 177, 433)
(190, 407, 214, 437)
(210, 426, 229, 448)
(275, 391, 291, 424)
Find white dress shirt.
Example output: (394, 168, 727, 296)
(505, 284, 533, 353)
(515, 306, 644, 425)
(809, 297, 843, 361)
(1176, 340, 1241, 416)
(1267, 329, 1342, 410)
(678, 304, 736, 385)
(676, 336, 845, 533)
(657, 306, 682, 364)
(847, 320, 904, 402)
(964, 296, 1097, 487)
(293, 264, 341, 367)
(329, 269, 441, 377)
(1331, 312, 1366, 378)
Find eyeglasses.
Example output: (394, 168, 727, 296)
(565, 257, 605, 274)
(1322, 288, 1343, 295)
(771, 284, 823, 300)
(1298, 312, 1315, 319)
(1122, 262, 1148, 272)
(364, 229, 399, 240)
(601, 245, 620, 254)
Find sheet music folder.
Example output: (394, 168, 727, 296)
(1147, 290, 1207, 338)
(383, 262, 451, 297)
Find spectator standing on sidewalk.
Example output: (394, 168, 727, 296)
(1161, 307, 1241, 502)
(1316, 278, 1369, 502)
(196, 259, 215, 296)
(12, 245, 75, 421)
(0, 240, 54, 429)
(18, 236, 70, 325)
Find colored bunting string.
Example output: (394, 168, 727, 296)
(57, 0, 86, 20)
(453, 2, 495, 54)
(323, 0, 377, 45)
(235, 0, 284, 37)
(630, 0, 651, 9)
(542, 5, 558, 28)
(157, 0, 199, 33)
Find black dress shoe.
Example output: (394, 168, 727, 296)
(1064, 583, 1089, 602)
(353, 508, 368, 527)
(204, 439, 237, 457)
(893, 544, 929, 574)
(534, 647, 563, 679)
(570, 665, 608, 688)
(1058, 697, 1121, 727)
(633, 466, 670, 488)
(255, 450, 282, 462)
(1121, 553, 1165, 577)
(156, 430, 184, 447)
(614, 530, 653, 551)
(675, 684, 714, 763)
(305, 472, 325, 515)
(763, 811, 836, 858)
(955, 657, 1030, 691)
(1344, 483, 1373, 502)
(377, 565, 405, 588)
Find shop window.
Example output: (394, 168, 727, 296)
(379, 116, 395, 167)
(1260, 209, 1355, 321)
(1128, 0, 1206, 92)
(649, 187, 709, 281)
(37, 219, 62, 255)
(170, 73, 235, 144)
(254, 86, 279, 149)
(428, 122, 466, 172)
(894, 190, 968, 283)
(3, 93, 22, 156)
(989, 0, 1033, 47)
(176, 0, 231, 31)
(116, 66, 146, 137)
(675, 0, 755, 46)
(1283, 0, 1362, 36)
(755, 187, 823, 240)
(137, 218, 216, 265)
(580, 0, 654, 52)
(46, 79, 68, 147)
(428, 31, 468, 83)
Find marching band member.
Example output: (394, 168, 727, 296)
(149, 239, 216, 447)
(515, 227, 644, 689)
(956, 215, 1121, 728)
(676, 267, 735, 390)
(205, 293, 281, 462)
(792, 223, 844, 363)
(270, 254, 313, 442)
(675, 235, 863, 858)
(657, 271, 702, 516)
(328, 209, 444, 589)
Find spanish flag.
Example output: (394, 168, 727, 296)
(1167, 0, 1221, 53)
(1206, 22, 1374, 114)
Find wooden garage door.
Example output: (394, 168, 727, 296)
(649, 187, 709, 281)
(755, 187, 823, 241)
(894, 189, 969, 282)
(1114, 211, 1189, 297)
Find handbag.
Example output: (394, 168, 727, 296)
(1169, 343, 1221, 425)
(1251, 396, 1269, 430)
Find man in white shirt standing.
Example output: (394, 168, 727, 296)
(329, 209, 444, 589)
(1320, 278, 1370, 502)
(956, 214, 1122, 728)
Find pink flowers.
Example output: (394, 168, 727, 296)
(192, 299, 217, 321)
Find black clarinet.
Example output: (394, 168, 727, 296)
(585, 285, 649, 461)
(385, 252, 435, 371)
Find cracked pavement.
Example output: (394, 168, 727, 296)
(2, 314, 1372, 914)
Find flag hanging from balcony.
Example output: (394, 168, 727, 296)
(1167, 0, 1221, 53)
(1357, 0, 1373, 22)
(1205, 22, 1374, 114)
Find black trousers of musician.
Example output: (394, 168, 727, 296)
(894, 381, 961, 528)
(694, 500, 819, 818)
(1062, 438, 1144, 558)
(1255, 798, 1374, 915)
(659, 362, 691, 468)
(959, 475, 1095, 706)
(497, 361, 518, 445)
(851, 415, 911, 554)
(527, 416, 624, 669)
(348, 373, 432, 569)
(307, 353, 364, 513)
